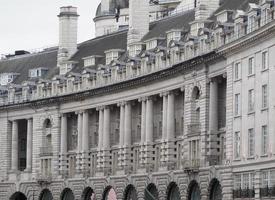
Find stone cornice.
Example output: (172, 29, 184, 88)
(0, 51, 223, 111)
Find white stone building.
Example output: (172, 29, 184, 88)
(0, 0, 275, 200)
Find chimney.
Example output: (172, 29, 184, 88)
(127, 0, 149, 48)
(195, 0, 220, 20)
(58, 6, 79, 65)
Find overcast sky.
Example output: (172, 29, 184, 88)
(0, 0, 101, 55)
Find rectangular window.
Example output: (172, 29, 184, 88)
(235, 93, 241, 116)
(262, 125, 268, 155)
(262, 85, 268, 108)
(235, 62, 241, 80)
(234, 131, 241, 159)
(262, 51, 268, 70)
(248, 57, 255, 75)
(262, 171, 269, 187)
(243, 173, 250, 189)
(248, 128, 255, 157)
(248, 89, 255, 112)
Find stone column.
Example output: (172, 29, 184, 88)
(11, 120, 18, 172)
(140, 99, 146, 144)
(26, 118, 33, 172)
(97, 108, 104, 171)
(82, 110, 89, 172)
(123, 102, 132, 170)
(102, 106, 111, 172)
(209, 78, 218, 131)
(209, 78, 219, 160)
(144, 97, 154, 167)
(76, 111, 83, 173)
(118, 103, 125, 169)
(167, 92, 175, 140)
(60, 114, 68, 173)
(162, 93, 168, 141)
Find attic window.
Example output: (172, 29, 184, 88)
(167, 31, 181, 45)
(29, 68, 48, 78)
(146, 40, 157, 50)
(105, 49, 124, 65)
(129, 44, 142, 57)
(84, 57, 95, 67)
(0, 73, 17, 86)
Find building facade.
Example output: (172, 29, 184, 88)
(0, 0, 275, 200)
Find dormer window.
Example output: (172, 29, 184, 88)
(129, 44, 142, 57)
(167, 30, 181, 45)
(146, 39, 157, 50)
(0, 73, 18, 86)
(84, 57, 95, 67)
(105, 49, 124, 65)
(216, 10, 233, 23)
(190, 22, 204, 36)
(29, 68, 48, 78)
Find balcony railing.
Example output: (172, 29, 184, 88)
(233, 188, 255, 199)
(182, 159, 200, 170)
(260, 186, 275, 197)
(36, 173, 52, 185)
(39, 146, 53, 157)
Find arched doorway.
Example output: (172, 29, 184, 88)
(209, 179, 222, 200)
(188, 181, 201, 200)
(103, 186, 117, 200)
(167, 182, 181, 200)
(39, 189, 53, 200)
(82, 187, 95, 200)
(61, 188, 75, 200)
(145, 183, 159, 200)
(10, 192, 27, 200)
(124, 185, 138, 200)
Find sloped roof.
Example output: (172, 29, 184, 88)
(0, 0, 259, 84)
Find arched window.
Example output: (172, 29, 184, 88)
(209, 179, 222, 200)
(82, 187, 95, 200)
(145, 183, 159, 200)
(188, 181, 201, 200)
(124, 185, 138, 200)
(10, 192, 27, 200)
(39, 189, 53, 200)
(61, 188, 75, 200)
(103, 186, 117, 200)
(167, 182, 181, 200)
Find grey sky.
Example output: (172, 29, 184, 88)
(0, 0, 101, 55)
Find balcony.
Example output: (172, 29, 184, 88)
(233, 188, 255, 199)
(39, 146, 53, 157)
(187, 123, 201, 136)
(36, 173, 52, 185)
(260, 187, 275, 197)
(182, 159, 200, 174)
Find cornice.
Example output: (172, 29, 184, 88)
(0, 51, 223, 111)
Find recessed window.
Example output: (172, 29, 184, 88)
(248, 57, 255, 75)
(235, 93, 241, 116)
(0, 73, 17, 86)
(234, 62, 241, 80)
(248, 89, 255, 112)
(261, 125, 268, 155)
(248, 128, 255, 157)
(262, 84, 268, 108)
(262, 51, 268, 70)
(234, 131, 241, 159)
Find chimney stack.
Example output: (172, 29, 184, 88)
(127, 0, 149, 48)
(195, 0, 220, 20)
(58, 6, 79, 65)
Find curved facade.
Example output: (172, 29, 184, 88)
(1, 0, 275, 200)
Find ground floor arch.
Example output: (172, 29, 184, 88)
(82, 187, 95, 200)
(61, 188, 75, 200)
(167, 182, 181, 200)
(39, 189, 53, 200)
(103, 186, 117, 200)
(209, 179, 222, 200)
(188, 181, 201, 200)
(145, 183, 159, 200)
(10, 192, 27, 200)
(124, 184, 138, 200)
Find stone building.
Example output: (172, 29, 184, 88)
(0, 0, 275, 199)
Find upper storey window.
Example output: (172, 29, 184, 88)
(84, 57, 95, 67)
(29, 68, 48, 78)
(0, 73, 18, 86)
(166, 30, 181, 45)
(105, 49, 124, 65)
(145, 39, 158, 50)
(129, 44, 142, 57)
(216, 10, 233, 23)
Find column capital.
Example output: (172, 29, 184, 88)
(117, 101, 126, 107)
(180, 85, 185, 92)
(59, 113, 67, 118)
(75, 110, 84, 115)
(159, 91, 169, 97)
(138, 96, 148, 102)
(96, 106, 105, 111)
